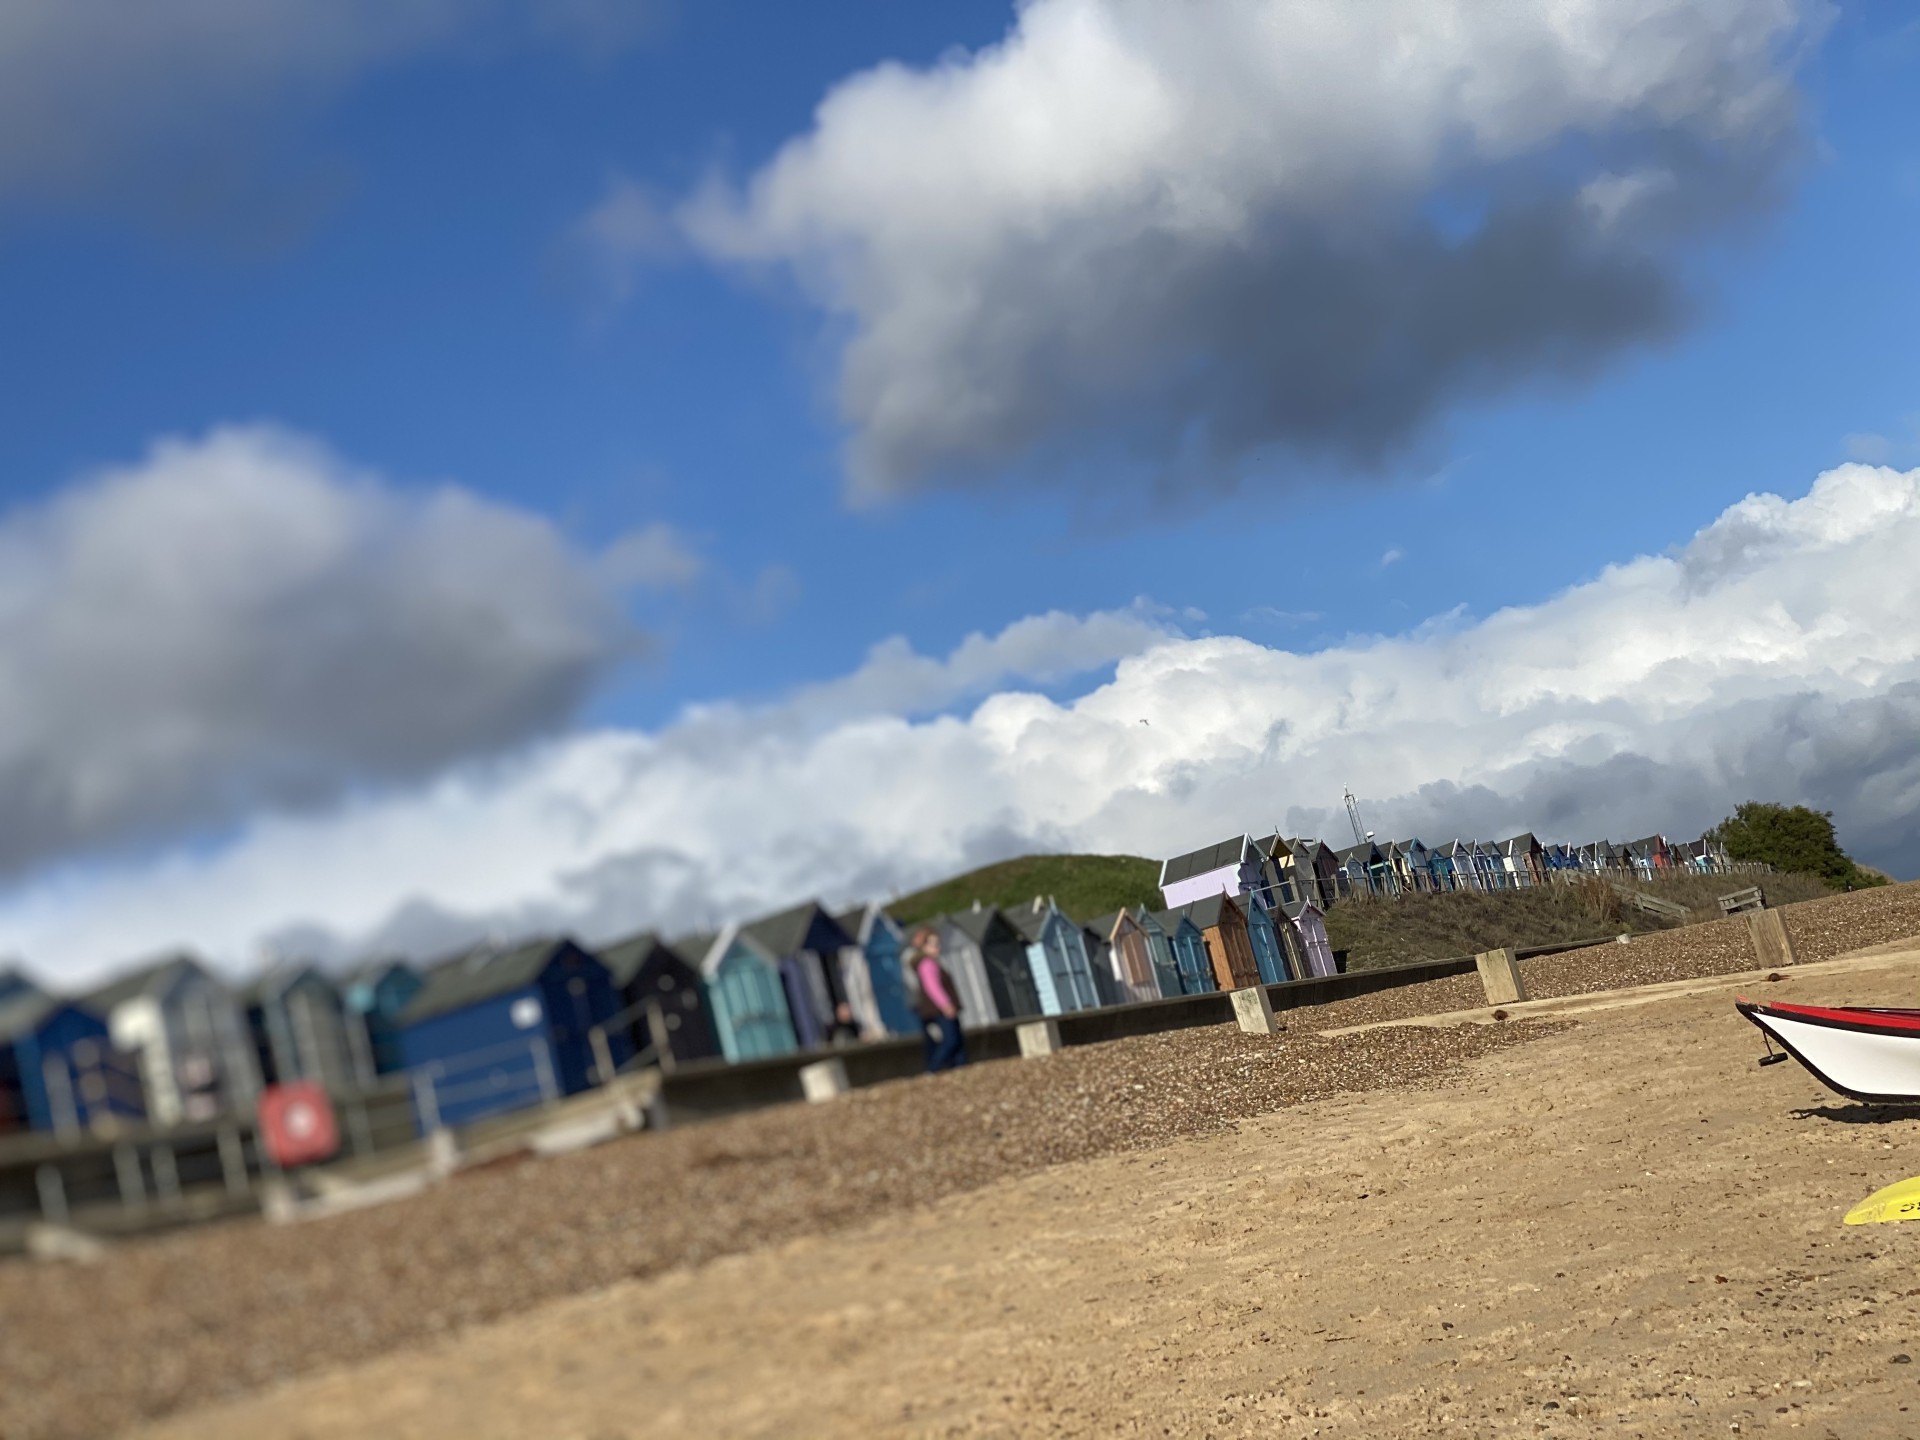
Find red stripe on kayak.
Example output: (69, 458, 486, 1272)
(1761, 1001, 1920, 1032)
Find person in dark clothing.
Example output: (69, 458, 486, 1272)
(905, 926, 967, 1073)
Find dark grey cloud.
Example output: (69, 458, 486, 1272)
(0, 0, 663, 222)
(0, 425, 658, 878)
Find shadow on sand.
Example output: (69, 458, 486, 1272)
(1794, 1103, 1920, 1126)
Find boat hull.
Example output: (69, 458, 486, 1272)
(1738, 1000, 1920, 1104)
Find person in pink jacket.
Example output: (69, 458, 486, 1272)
(905, 926, 968, 1073)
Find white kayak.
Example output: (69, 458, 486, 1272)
(1738, 998, 1920, 1104)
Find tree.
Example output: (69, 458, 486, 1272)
(1710, 803, 1887, 889)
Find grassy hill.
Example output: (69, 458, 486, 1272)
(888, 854, 1162, 927)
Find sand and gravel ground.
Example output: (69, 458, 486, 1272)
(6, 883, 1920, 1440)
(125, 950, 1920, 1440)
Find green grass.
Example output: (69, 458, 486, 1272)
(888, 853, 1163, 927)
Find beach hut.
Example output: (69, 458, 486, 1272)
(1158, 834, 1264, 910)
(936, 907, 1042, 1023)
(1173, 894, 1263, 993)
(597, 931, 721, 1065)
(1380, 838, 1434, 895)
(1129, 907, 1185, 999)
(1078, 916, 1127, 1007)
(1623, 835, 1673, 881)
(1091, 910, 1162, 1005)
(341, 959, 421, 1083)
(1152, 909, 1218, 995)
(1243, 897, 1291, 983)
(834, 904, 919, 1039)
(1465, 841, 1505, 891)
(243, 963, 358, 1093)
(1001, 898, 1102, 1015)
(693, 928, 800, 1062)
(1333, 842, 1395, 899)
(83, 955, 259, 1127)
(736, 901, 857, 1051)
(398, 937, 629, 1126)
(0, 993, 146, 1136)
(1423, 839, 1464, 891)
(1278, 898, 1339, 978)
(1494, 834, 1543, 888)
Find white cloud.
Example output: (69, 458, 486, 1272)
(596, 521, 704, 590)
(565, 173, 680, 305)
(1845, 432, 1893, 463)
(1379, 546, 1405, 568)
(677, 0, 1818, 499)
(0, 425, 643, 879)
(7, 456, 1920, 985)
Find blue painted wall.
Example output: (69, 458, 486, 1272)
(0, 1004, 142, 1133)
(1167, 920, 1216, 995)
(1246, 903, 1289, 984)
(708, 942, 801, 1062)
(397, 946, 627, 1130)
(858, 921, 918, 1036)
(347, 965, 424, 1075)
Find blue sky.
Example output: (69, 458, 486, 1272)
(3, 1, 1920, 979)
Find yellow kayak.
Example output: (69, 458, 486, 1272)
(1844, 1175, 1920, 1226)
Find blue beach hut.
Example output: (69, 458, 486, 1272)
(737, 901, 856, 1051)
(833, 903, 918, 1038)
(1244, 899, 1291, 984)
(0, 993, 146, 1135)
(696, 926, 802, 1062)
(1153, 909, 1217, 995)
(343, 959, 423, 1081)
(398, 937, 628, 1129)
(1001, 898, 1102, 1015)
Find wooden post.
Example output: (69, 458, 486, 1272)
(1746, 908, 1798, 969)
(646, 998, 677, 1074)
(35, 1164, 69, 1226)
(531, 1039, 559, 1105)
(798, 1057, 849, 1102)
(217, 1123, 249, 1197)
(151, 1144, 181, 1208)
(589, 1026, 616, 1088)
(1016, 1020, 1062, 1058)
(346, 1096, 375, 1157)
(112, 1142, 146, 1213)
(1474, 947, 1526, 1006)
(1230, 985, 1280, 1035)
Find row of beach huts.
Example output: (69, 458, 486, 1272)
(0, 826, 1734, 1145)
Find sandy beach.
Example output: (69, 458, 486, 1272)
(114, 948, 1920, 1439)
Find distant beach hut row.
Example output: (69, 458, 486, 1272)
(0, 825, 1738, 1141)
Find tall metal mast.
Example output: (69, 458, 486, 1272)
(1343, 788, 1367, 847)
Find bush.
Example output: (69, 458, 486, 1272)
(1710, 802, 1887, 890)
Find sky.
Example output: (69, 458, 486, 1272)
(3, 0, 1920, 986)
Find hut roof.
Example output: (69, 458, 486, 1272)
(0, 990, 65, 1045)
(597, 931, 671, 988)
(81, 953, 210, 1014)
(1159, 835, 1251, 886)
(400, 937, 581, 1025)
(1176, 893, 1234, 930)
(739, 900, 847, 959)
